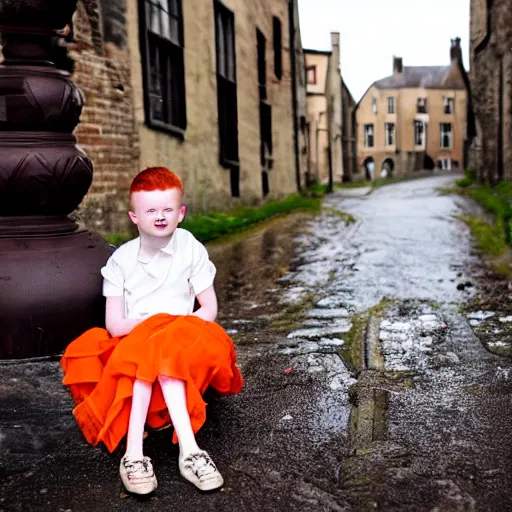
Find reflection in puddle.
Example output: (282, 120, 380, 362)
(207, 214, 314, 322)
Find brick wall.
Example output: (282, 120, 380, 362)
(71, 0, 139, 234)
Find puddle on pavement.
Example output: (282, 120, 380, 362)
(206, 213, 314, 325)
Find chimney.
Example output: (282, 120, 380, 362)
(330, 31, 340, 71)
(450, 37, 462, 62)
(393, 56, 403, 74)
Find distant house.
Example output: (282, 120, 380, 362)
(304, 33, 343, 186)
(355, 38, 471, 178)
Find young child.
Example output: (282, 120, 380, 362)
(61, 167, 243, 495)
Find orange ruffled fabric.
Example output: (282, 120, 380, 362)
(60, 314, 243, 453)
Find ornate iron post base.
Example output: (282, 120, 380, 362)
(0, 0, 113, 358)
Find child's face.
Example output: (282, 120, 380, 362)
(128, 188, 186, 239)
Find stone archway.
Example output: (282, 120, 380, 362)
(363, 156, 375, 181)
(423, 154, 435, 170)
(381, 158, 394, 178)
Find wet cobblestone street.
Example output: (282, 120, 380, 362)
(2, 174, 512, 511)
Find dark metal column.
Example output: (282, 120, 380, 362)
(0, 0, 113, 359)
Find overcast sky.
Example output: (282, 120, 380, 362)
(297, 0, 470, 102)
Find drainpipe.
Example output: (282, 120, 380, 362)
(288, 0, 301, 191)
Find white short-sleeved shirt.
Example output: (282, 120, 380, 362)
(101, 228, 216, 319)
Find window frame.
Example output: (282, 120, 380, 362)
(440, 122, 452, 149)
(385, 122, 395, 146)
(372, 97, 378, 114)
(387, 97, 395, 114)
(444, 97, 454, 115)
(364, 123, 374, 148)
(214, 0, 240, 170)
(414, 120, 425, 147)
(272, 16, 282, 80)
(416, 97, 428, 114)
(306, 65, 316, 85)
(138, 0, 187, 138)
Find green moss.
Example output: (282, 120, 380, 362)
(457, 215, 507, 257)
(323, 206, 357, 225)
(339, 299, 394, 372)
(336, 180, 372, 189)
(103, 193, 323, 247)
(492, 261, 511, 275)
(340, 314, 365, 372)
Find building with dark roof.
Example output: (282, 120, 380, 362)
(355, 38, 471, 179)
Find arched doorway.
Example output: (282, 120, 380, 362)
(423, 154, 435, 170)
(363, 157, 375, 181)
(380, 158, 394, 178)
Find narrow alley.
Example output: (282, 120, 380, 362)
(2, 174, 512, 512)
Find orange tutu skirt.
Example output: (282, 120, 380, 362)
(60, 314, 243, 453)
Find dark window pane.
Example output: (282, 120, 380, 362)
(141, 0, 186, 133)
(226, 17, 235, 82)
(273, 16, 282, 80)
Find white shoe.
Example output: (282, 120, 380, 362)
(179, 450, 224, 491)
(119, 455, 158, 495)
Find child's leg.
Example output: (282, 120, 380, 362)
(120, 378, 158, 494)
(125, 379, 152, 458)
(158, 375, 224, 491)
(157, 375, 199, 456)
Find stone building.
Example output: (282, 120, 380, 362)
(469, 0, 511, 183)
(356, 39, 471, 178)
(341, 78, 357, 182)
(68, 0, 308, 234)
(304, 32, 344, 186)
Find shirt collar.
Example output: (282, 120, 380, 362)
(136, 230, 177, 263)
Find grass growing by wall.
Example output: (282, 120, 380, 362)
(180, 193, 323, 243)
(105, 191, 325, 247)
(452, 169, 512, 274)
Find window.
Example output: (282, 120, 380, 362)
(364, 124, 374, 148)
(387, 97, 395, 114)
(272, 16, 282, 80)
(438, 158, 452, 170)
(214, 1, 239, 173)
(416, 97, 427, 114)
(139, 0, 186, 136)
(372, 97, 377, 114)
(444, 97, 454, 114)
(385, 123, 395, 146)
(306, 66, 316, 84)
(414, 120, 425, 146)
(258, 29, 272, 196)
(440, 123, 452, 148)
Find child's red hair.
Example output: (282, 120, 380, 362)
(130, 167, 184, 196)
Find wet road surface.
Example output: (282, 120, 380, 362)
(2, 174, 512, 511)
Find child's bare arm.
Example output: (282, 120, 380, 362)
(192, 285, 218, 322)
(105, 295, 142, 337)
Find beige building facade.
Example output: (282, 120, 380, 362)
(304, 32, 344, 187)
(356, 39, 470, 178)
(69, 0, 307, 233)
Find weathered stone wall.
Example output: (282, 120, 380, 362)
(71, 0, 139, 234)
(470, 0, 512, 183)
(126, 0, 298, 215)
(341, 80, 357, 181)
(71, 0, 300, 234)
